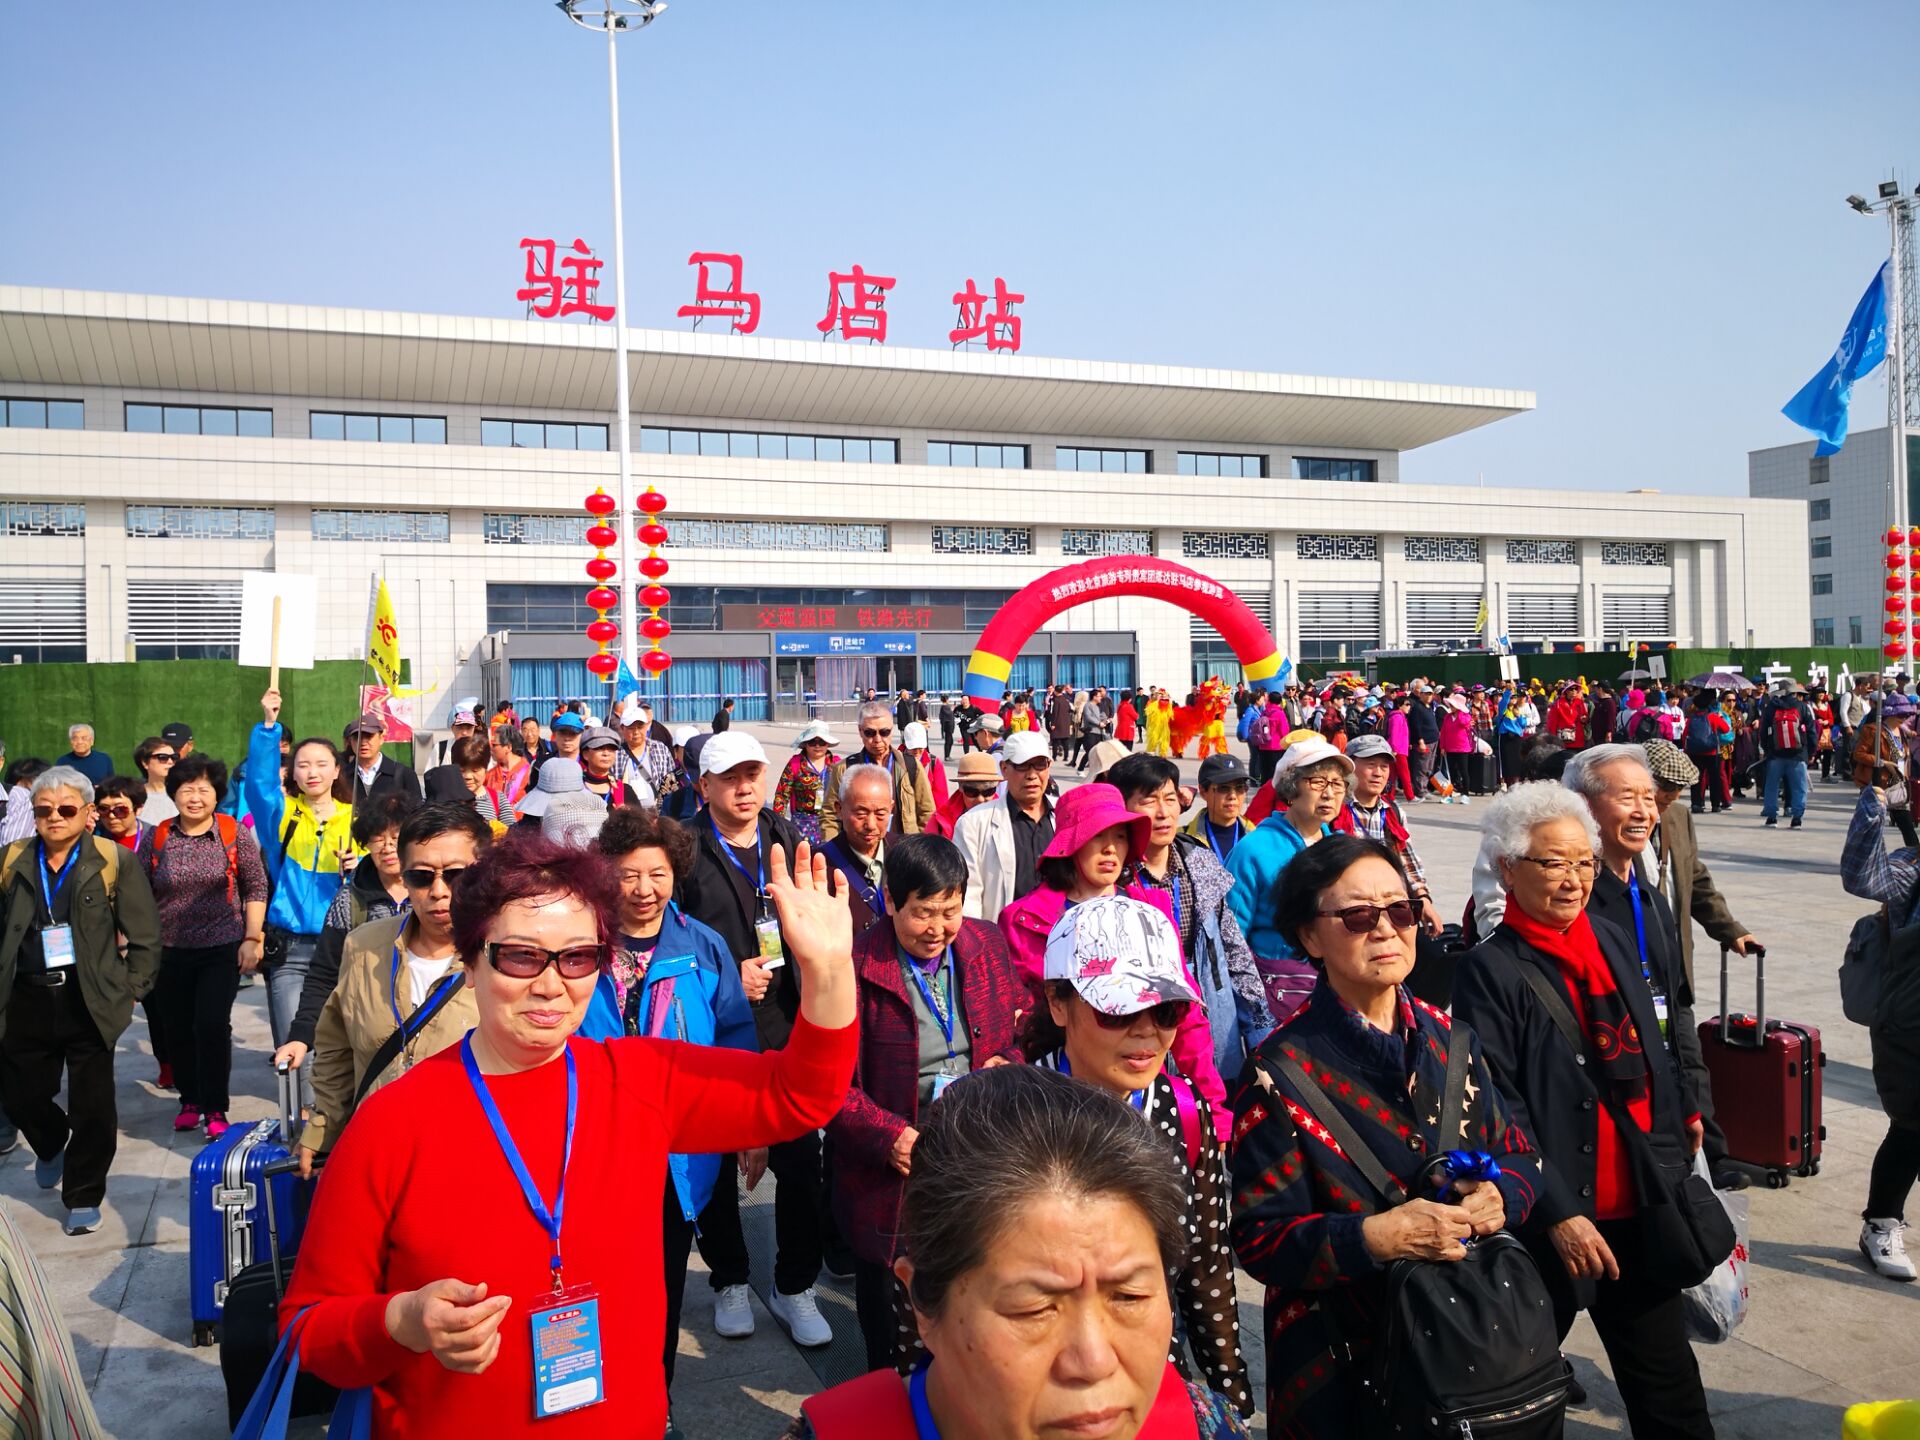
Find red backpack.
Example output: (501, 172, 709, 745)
(1770, 705, 1804, 753)
(149, 814, 241, 903)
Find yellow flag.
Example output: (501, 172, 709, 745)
(1474, 597, 1489, 638)
(369, 579, 403, 689)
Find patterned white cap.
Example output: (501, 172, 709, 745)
(1041, 895, 1199, 1016)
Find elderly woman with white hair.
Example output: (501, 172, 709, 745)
(1454, 780, 1725, 1440)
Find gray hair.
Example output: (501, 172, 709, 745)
(1480, 780, 1600, 864)
(897, 1065, 1187, 1321)
(1564, 743, 1654, 801)
(66, 724, 93, 743)
(1273, 757, 1348, 805)
(31, 765, 95, 807)
(839, 762, 893, 808)
(856, 700, 894, 730)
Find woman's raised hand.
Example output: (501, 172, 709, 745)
(261, 688, 282, 726)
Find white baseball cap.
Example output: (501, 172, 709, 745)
(1275, 737, 1355, 777)
(1042, 895, 1200, 1016)
(902, 721, 928, 750)
(700, 730, 769, 776)
(1001, 732, 1051, 766)
(670, 724, 698, 748)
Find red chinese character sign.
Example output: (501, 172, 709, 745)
(950, 277, 1023, 353)
(518, 238, 615, 321)
(817, 265, 895, 343)
(677, 252, 761, 335)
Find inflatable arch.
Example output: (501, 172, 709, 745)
(963, 556, 1287, 714)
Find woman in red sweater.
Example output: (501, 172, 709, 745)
(281, 832, 857, 1437)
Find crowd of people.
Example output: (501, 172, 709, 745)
(0, 662, 1912, 1440)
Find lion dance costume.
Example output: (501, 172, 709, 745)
(1170, 678, 1232, 758)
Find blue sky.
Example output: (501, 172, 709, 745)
(2, 1, 1913, 493)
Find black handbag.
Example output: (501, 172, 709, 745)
(1510, 959, 1735, 1292)
(1271, 1038, 1569, 1440)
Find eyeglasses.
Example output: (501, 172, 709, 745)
(1297, 773, 1348, 791)
(860, 727, 894, 739)
(402, 865, 469, 891)
(32, 804, 82, 820)
(1318, 900, 1419, 934)
(96, 804, 134, 819)
(151, 753, 176, 765)
(1516, 856, 1599, 880)
(1088, 999, 1191, 1030)
(485, 941, 608, 980)
(959, 784, 1000, 798)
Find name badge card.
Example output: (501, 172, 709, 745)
(530, 1287, 606, 1420)
(755, 916, 787, 970)
(41, 924, 75, 970)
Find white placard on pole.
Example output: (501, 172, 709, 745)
(1647, 656, 1667, 680)
(1498, 654, 1521, 683)
(239, 572, 317, 671)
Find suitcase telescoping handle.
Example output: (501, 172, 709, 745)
(1719, 942, 1767, 1046)
(275, 1058, 299, 1140)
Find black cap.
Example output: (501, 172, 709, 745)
(342, 712, 384, 739)
(160, 722, 193, 746)
(1197, 753, 1249, 787)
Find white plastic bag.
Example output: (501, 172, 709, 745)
(1681, 1153, 1750, 1343)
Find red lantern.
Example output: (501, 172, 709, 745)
(640, 584, 671, 610)
(1890, 552, 1909, 570)
(1889, 619, 1910, 637)
(586, 556, 617, 581)
(641, 616, 672, 641)
(1908, 527, 1920, 545)
(1889, 528, 1905, 545)
(640, 555, 670, 579)
(1887, 642, 1910, 660)
(586, 491, 618, 516)
(638, 490, 668, 514)
(587, 586, 619, 612)
(641, 649, 673, 674)
(638, 523, 669, 548)
(586, 619, 620, 644)
(1889, 596, 1909, 614)
(585, 651, 619, 677)
(586, 524, 618, 550)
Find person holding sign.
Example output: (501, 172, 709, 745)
(280, 829, 856, 1438)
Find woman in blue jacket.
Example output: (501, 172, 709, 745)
(243, 689, 360, 1106)
(590, 805, 757, 1420)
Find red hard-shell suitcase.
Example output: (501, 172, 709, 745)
(1698, 945, 1825, 1188)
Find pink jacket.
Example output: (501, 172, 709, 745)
(1439, 709, 1475, 754)
(1385, 711, 1411, 757)
(997, 882, 1231, 1139)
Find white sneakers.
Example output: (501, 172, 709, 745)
(769, 1287, 834, 1348)
(1860, 1218, 1916, 1281)
(712, 1284, 755, 1338)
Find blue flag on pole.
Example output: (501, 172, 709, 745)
(1782, 262, 1890, 456)
(613, 655, 643, 697)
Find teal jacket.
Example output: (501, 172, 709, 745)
(1224, 815, 1329, 960)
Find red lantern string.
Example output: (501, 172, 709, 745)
(584, 488, 619, 678)
(638, 487, 673, 675)
(1887, 528, 1913, 661)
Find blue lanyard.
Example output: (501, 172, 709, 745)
(840, 849, 888, 918)
(460, 1036, 577, 1294)
(905, 947, 957, 1055)
(1203, 819, 1237, 863)
(388, 936, 459, 1031)
(709, 817, 765, 896)
(909, 1360, 940, 1440)
(1625, 870, 1660, 995)
(1167, 871, 1184, 929)
(39, 844, 78, 913)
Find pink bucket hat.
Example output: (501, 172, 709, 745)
(1042, 782, 1152, 861)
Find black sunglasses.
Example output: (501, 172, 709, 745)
(1088, 999, 1191, 1030)
(402, 865, 469, 891)
(32, 804, 83, 820)
(860, 727, 894, 739)
(485, 941, 608, 980)
(1318, 900, 1418, 934)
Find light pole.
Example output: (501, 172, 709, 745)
(1846, 182, 1920, 538)
(559, 0, 666, 681)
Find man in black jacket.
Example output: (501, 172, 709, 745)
(675, 731, 834, 1350)
(344, 713, 420, 805)
(1408, 685, 1442, 797)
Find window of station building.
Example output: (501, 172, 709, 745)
(1404, 536, 1482, 563)
(639, 426, 897, 464)
(1055, 446, 1150, 474)
(1851, 615, 1864, 645)
(670, 519, 889, 552)
(1506, 539, 1578, 565)
(2, 502, 85, 537)
(1293, 456, 1377, 483)
(2, 398, 83, 430)
(1296, 533, 1379, 562)
(1600, 541, 1668, 567)
(1177, 451, 1264, 478)
(308, 411, 447, 444)
(1813, 619, 1836, 646)
(1811, 535, 1832, 559)
(1183, 531, 1270, 561)
(1062, 528, 1154, 558)
(0, 578, 86, 662)
(126, 403, 272, 437)
(1809, 455, 1830, 485)
(927, 441, 1029, 469)
(312, 509, 450, 543)
(483, 513, 591, 546)
(933, 525, 1033, 556)
(128, 578, 242, 660)
(1811, 573, 1834, 596)
(127, 505, 275, 540)
(481, 419, 609, 451)
(1810, 498, 1832, 522)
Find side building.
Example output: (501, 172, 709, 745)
(0, 287, 1808, 723)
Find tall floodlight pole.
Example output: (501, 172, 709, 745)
(1848, 182, 1920, 537)
(559, 0, 666, 680)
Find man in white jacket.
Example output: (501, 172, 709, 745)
(954, 731, 1055, 922)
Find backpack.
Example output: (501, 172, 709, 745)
(1237, 707, 1257, 742)
(1247, 708, 1272, 750)
(149, 814, 240, 904)
(0, 834, 120, 905)
(1686, 713, 1716, 752)
(1270, 1037, 1568, 1440)
(1629, 709, 1660, 742)
(1770, 704, 1804, 754)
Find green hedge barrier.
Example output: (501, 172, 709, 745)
(1366, 647, 1887, 691)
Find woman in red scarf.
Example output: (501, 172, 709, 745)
(1456, 782, 1720, 1440)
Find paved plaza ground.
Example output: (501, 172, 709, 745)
(4, 725, 1916, 1436)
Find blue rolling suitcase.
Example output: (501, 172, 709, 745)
(189, 1063, 303, 1346)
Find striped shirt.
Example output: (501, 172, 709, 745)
(0, 1199, 106, 1440)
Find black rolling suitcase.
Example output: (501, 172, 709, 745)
(1468, 750, 1499, 794)
(219, 1154, 336, 1426)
